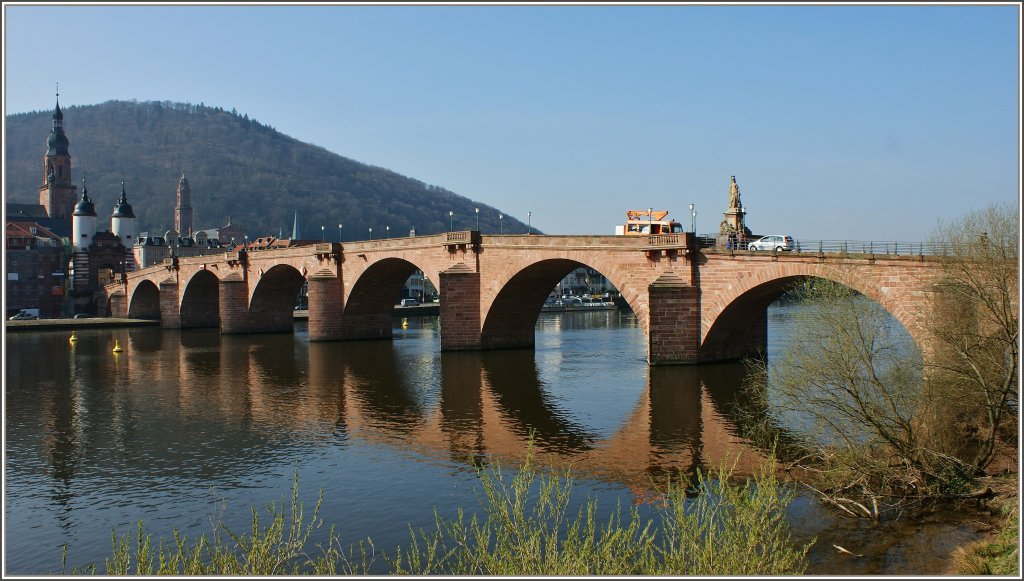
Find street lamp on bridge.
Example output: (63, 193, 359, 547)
(386, 225, 390, 239)
(321, 225, 325, 241)
(499, 213, 503, 234)
(368, 227, 373, 240)
(528, 211, 532, 235)
(338, 224, 343, 243)
(689, 203, 695, 233)
(449, 210, 454, 232)
(475, 207, 479, 231)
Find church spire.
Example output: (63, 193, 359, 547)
(47, 89, 69, 156)
(292, 211, 301, 240)
(39, 86, 77, 221)
(175, 170, 193, 236)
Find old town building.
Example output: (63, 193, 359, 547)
(6, 94, 242, 316)
(5, 221, 67, 318)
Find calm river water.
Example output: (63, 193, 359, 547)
(4, 305, 994, 574)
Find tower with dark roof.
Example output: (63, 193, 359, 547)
(174, 171, 194, 236)
(72, 178, 97, 252)
(111, 181, 137, 260)
(38, 91, 77, 222)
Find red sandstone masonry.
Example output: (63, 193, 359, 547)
(648, 274, 701, 365)
(218, 275, 250, 334)
(307, 271, 344, 341)
(105, 235, 945, 365)
(158, 280, 181, 329)
(440, 265, 481, 351)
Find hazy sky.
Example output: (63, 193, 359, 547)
(3, 2, 1020, 241)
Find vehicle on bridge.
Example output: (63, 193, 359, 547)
(748, 235, 795, 252)
(9, 310, 39, 321)
(615, 210, 686, 236)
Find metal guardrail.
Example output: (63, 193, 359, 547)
(800, 240, 964, 257)
(702, 238, 959, 257)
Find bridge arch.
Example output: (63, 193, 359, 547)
(248, 264, 306, 333)
(480, 258, 639, 350)
(180, 269, 221, 328)
(343, 257, 433, 340)
(127, 279, 161, 320)
(700, 263, 928, 362)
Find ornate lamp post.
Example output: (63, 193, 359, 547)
(528, 211, 532, 235)
(475, 207, 480, 231)
(368, 227, 373, 240)
(338, 223, 343, 242)
(499, 213, 503, 234)
(449, 210, 454, 232)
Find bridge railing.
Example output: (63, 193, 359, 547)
(797, 240, 972, 257)
(647, 234, 682, 247)
(702, 238, 959, 257)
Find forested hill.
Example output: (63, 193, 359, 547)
(5, 100, 528, 239)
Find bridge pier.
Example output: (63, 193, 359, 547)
(647, 273, 701, 365)
(439, 264, 482, 351)
(159, 280, 182, 329)
(307, 271, 344, 341)
(108, 290, 127, 318)
(219, 275, 251, 334)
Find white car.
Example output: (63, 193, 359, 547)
(748, 235, 795, 252)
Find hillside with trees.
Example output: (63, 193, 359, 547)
(5, 100, 528, 239)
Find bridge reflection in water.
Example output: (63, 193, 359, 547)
(125, 318, 769, 489)
(7, 306, 970, 576)
(6, 312, 785, 574)
(15, 321, 772, 494)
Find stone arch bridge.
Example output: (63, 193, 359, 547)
(101, 232, 944, 365)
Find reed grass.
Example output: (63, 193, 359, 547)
(950, 489, 1020, 576)
(81, 449, 811, 575)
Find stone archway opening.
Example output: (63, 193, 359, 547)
(344, 258, 427, 340)
(127, 280, 160, 320)
(248, 264, 306, 334)
(480, 259, 630, 350)
(700, 275, 920, 364)
(180, 269, 220, 328)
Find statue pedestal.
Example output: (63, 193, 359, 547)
(717, 208, 751, 249)
(721, 208, 744, 232)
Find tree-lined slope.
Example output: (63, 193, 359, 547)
(5, 100, 527, 239)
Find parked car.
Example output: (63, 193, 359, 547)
(748, 235, 795, 252)
(9, 313, 38, 321)
(399, 298, 420, 307)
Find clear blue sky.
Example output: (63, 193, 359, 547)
(3, 2, 1020, 241)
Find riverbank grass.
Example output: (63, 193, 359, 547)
(87, 452, 811, 575)
(950, 474, 1019, 576)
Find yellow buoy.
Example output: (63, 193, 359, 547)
(69, 331, 78, 344)
(112, 339, 123, 353)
